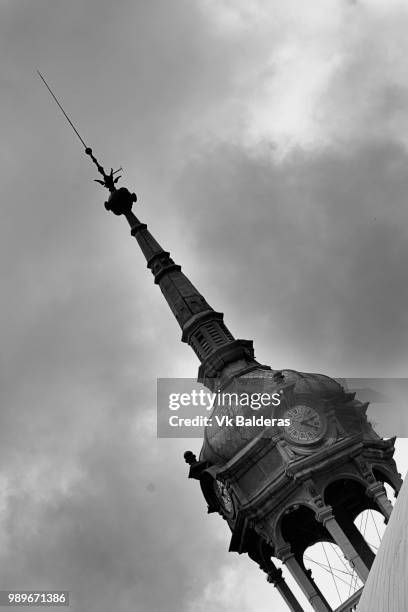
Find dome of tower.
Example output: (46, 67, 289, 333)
(199, 368, 347, 465)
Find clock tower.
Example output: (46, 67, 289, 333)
(99, 167, 402, 612)
(37, 66, 405, 612)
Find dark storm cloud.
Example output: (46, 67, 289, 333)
(175, 142, 408, 375)
(1, 1, 282, 609)
(1, 1, 408, 611)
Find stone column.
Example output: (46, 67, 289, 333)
(266, 565, 304, 612)
(365, 481, 393, 522)
(335, 510, 375, 571)
(276, 544, 332, 612)
(316, 506, 370, 582)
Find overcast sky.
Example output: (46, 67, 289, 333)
(1, 1, 408, 611)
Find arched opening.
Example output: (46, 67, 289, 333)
(353, 508, 386, 555)
(280, 505, 333, 610)
(281, 504, 330, 554)
(303, 541, 363, 609)
(324, 478, 376, 572)
(329, 507, 387, 606)
(324, 477, 369, 513)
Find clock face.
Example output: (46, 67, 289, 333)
(214, 480, 234, 515)
(284, 404, 324, 445)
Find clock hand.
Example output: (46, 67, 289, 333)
(300, 418, 319, 429)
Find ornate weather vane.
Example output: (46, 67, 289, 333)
(37, 70, 136, 215)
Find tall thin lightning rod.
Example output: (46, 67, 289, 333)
(37, 70, 123, 192)
(37, 70, 88, 149)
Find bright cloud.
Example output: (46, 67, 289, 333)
(196, 0, 408, 158)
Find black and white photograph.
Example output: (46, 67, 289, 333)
(2, 1, 408, 610)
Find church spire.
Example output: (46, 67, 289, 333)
(101, 177, 268, 388)
(36, 70, 266, 388)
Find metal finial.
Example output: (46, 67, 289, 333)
(85, 147, 123, 193)
(37, 70, 123, 193)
